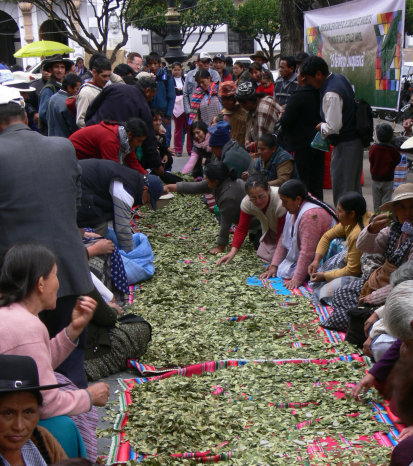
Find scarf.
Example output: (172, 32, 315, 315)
(189, 82, 219, 124)
(385, 222, 413, 266)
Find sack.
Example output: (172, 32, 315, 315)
(394, 154, 409, 189)
(310, 131, 331, 152)
(355, 98, 374, 148)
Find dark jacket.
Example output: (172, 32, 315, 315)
(176, 178, 245, 246)
(0, 124, 92, 297)
(320, 73, 358, 145)
(77, 159, 143, 227)
(85, 83, 162, 169)
(149, 69, 176, 118)
(279, 85, 321, 151)
(221, 139, 254, 178)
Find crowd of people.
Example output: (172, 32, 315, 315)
(0, 47, 413, 465)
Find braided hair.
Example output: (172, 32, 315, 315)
(279, 179, 338, 222)
(337, 191, 367, 229)
(32, 427, 52, 465)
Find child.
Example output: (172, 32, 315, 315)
(152, 109, 174, 173)
(369, 123, 401, 211)
(256, 70, 274, 97)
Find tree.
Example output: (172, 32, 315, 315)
(232, 0, 280, 69)
(406, 0, 413, 36)
(129, 0, 236, 60)
(29, 0, 158, 63)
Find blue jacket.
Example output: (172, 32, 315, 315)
(47, 90, 77, 138)
(149, 69, 176, 118)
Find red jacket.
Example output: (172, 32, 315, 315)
(69, 121, 146, 174)
(368, 143, 400, 182)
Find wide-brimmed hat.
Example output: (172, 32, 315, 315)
(400, 136, 413, 151)
(0, 354, 68, 393)
(380, 182, 413, 211)
(3, 73, 36, 93)
(250, 50, 268, 63)
(0, 85, 25, 108)
(42, 54, 73, 72)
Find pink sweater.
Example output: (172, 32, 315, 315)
(0, 303, 91, 419)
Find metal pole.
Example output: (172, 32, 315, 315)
(163, 0, 186, 64)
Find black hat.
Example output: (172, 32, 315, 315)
(0, 355, 68, 393)
(42, 54, 73, 72)
(250, 50, 268, 63)
(213, 53, 226, 62)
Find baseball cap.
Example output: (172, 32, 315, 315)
(0, 85, 25, 108)
(213, 53, 226, 62)
(196, 52, 212, 62)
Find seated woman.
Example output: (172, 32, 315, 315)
(308, 192, 372, 304)
(261, 180, 337, 290)
(165, 162, 245, 254)
(0, 354, 68, 466)
(0, 244, 110, 461)
(326, 183, 413, 332)
(245, 134, 297, 186)
(181, 121, 212, 179)
(216, 174, 285, 265)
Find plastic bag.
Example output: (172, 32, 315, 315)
(310, 131, 331, 152)
(394, 154, 409, 189)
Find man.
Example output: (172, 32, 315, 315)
(234, 81, 278, 151)
(76, 55, 112, 128)
(213, 53, 232, 82)
(300, 56, 363, 205)
(273, 56, 298, 108)
(146, 51, 175, 145)
(84, 75, 163, 173)
(250, 50, 269, 69)
(183, 52, 220, 116)
(38, 54, 72, 132)
(402, 93, 413, 136)
(0, 86, 94, 388)
(126, 52, 143, 75)
(47, 72, 81, 137)
(69, 117, 148, 173)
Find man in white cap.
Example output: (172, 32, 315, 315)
(183, 51, 220, 117)
(0, 85, 93, 389)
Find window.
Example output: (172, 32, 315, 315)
(227, 28, 254, 55)
(150, 31, 166, 56)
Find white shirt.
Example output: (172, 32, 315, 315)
(321, 91, 343, 138)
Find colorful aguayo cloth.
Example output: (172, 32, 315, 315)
(101, 194, 401, 465)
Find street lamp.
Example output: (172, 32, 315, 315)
(163, 0, 186, 64)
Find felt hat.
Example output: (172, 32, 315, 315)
(218, 81, 237, 98)
(144, 174, 164, 210)
(213, 53, 226, 62)
(42, 54, 73, 72)
(3, 74, 36, 93)
(380, 183, 413, 211)
(0, 354, 68, 393)
(0, 85, 25, 108)
(208, 120, 231, 147)
(250, 50, 268, 63)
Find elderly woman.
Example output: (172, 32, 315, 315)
(217, 174, 285, 265)
(188, 69, 221, 126)
(165, 162, 246, 255)
(0, 354, 68, 466)
(326, 183, 413, 332)
(351, 281, 413, 466)
(261, 180, 337, 290)
(218, 81, 248, 148)
(0, 244, 110, 461)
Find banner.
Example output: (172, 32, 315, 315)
(304, 0, 406, 110)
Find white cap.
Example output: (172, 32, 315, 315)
(198, 51, 212, 61)
(0, 85, 25, 108)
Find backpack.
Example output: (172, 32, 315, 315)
(355, 98, 374, 148)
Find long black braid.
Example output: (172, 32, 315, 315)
(32, 427, 52, 465)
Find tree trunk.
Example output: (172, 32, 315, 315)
(279, 0, 305, 56)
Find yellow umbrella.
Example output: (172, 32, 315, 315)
(14, 40, 74, 58)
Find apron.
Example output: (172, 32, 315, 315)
(277, 202, 320, 279)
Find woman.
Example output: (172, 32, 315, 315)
(181, 121, 212, 178)
(171, 62, 191, 157)
(249, 134, 297, 186)
(217, 174, 285, 265)
(0, 354, 67, 466)
(75, 57, 88, 78)
(261, 180, 337, 290)
(0, 244, 110, 461)
(188, 69, 221, 126)
(232, 61, 250, 86)
(279, 67, 324, 200)
(166, 162, 246, 254)
(248, 62, 262, 90)
(309, 192, 372, 304)
(218, 81, 248, 148)
(326, 183, 413, 331)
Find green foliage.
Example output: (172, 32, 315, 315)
(129, 0, 236, 58)
(232, 0, 280, 68)
(407, 0, 413, 36)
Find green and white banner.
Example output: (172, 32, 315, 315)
(304, 0, 406, 110)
